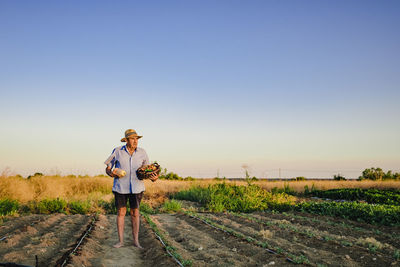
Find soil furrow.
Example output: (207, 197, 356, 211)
(206, 212, 395, 267)
(0, 214, 91, 266)
(253, 211, 400, 250)
(202, 213, 354, 267)
(0, 215, 44, 238)
(152, 213, 294, 267)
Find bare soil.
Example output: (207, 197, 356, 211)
(1, 208, 399, 267)
(0, 214, 175, 267)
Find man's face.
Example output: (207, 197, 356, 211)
(126, 137, 139, 148)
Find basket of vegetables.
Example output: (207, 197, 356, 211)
(136, 162, 160, 181)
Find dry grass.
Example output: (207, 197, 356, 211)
(254, 180, 400, 193)
(0, 176, 113, 202)
(1, 176, 399, 207)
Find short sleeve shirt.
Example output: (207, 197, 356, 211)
(104, 145, 149, 194)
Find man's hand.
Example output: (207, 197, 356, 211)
(106, 167, 116, 178)
(149, 172, 159, 182)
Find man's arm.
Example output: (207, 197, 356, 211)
(106, 166, 116, 178)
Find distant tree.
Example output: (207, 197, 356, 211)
(357, 167, 399, 180)
(295, 176, 306, 181)
(333, 174, 346, 181)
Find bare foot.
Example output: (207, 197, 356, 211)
(133, 242, 143, 249)
(113, 242, 123, 248)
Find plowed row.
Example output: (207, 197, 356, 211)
(1, 208, 399, 266)
(0, 214, 175, 267)
(149, 203, 400, 267)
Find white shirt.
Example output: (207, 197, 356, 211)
(104, 145, 149, 194)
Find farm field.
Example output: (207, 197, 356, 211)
(1, 177, 400, 266)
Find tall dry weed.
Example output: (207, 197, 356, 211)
(1, 176, 399, 206)
(0, 176, 113, 202)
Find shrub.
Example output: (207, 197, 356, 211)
(0, 199, 19, 216)
(31, 198, 68, 214)
(173, 183, 295, 213)
(333, 174, 346, 181)
(160, 172, 183, 180)
(68, 200, 91, 214)
(295, 176, 306, 181)
(161, 200, 182, 213)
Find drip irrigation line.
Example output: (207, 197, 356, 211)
(235, 212, 396, 263)
(153, 231, 185, 267)
(55, 215, 97, 267)
(142, 213, 185, 267)
(186, 213, 296, 264)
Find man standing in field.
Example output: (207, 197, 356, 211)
(104, 129, 158, 248)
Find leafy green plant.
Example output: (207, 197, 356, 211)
(173, 183, 295, 213)
(30, 198, 67, 214)
(140, 203, 155, 214)
(295, 201, 400, 226)
(394, 250, 400, 260)
(305, 188, 400, 206)
(0, 199, 19, 216)
(161, 200, 182, 213)
(68, 200, 91, 214)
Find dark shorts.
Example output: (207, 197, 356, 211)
(113, 191, 143, 210)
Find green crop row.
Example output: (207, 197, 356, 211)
(0, 198, 155, 216)
(173, 183, 296, 213)
(173, 183, 400, 226)
(294, 201, 400, 226)
(307, 188, 400, 206)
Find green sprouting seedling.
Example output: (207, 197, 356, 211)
(368, 244, 378, 253)
(288, 254, 310, 264)
(394, 250, 400, 260)
(341, 241, 353, 247)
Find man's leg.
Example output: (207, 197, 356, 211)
(129, 192, 143, 248)
(130, 208, 142, 248)
(114, 206, 126, 248)
(114, 192, 127, 248)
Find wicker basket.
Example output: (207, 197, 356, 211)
(136, 162, 161, 181)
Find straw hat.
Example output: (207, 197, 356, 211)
(121, 129, 143, 142)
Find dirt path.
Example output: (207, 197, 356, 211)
(68, 215, 176, 267)
(77, 215, 143, 267)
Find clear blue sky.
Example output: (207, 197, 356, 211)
(1, 1, 399, 178)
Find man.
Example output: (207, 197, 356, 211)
(104, 129, 158, 248)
